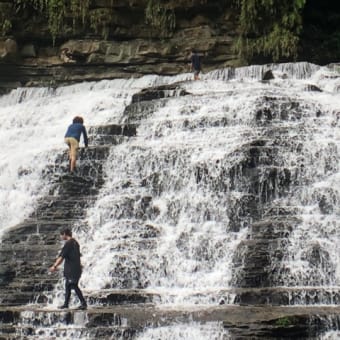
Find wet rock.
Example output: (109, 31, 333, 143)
(131, 83, 189, 103)
(262, 69, 274, 81)
(318, 194, 334, 214)
(305, 84, 322, 92)
(0, 124, 134, 307)
(0, 38, 18, 61)
(20, 44, 36, 58)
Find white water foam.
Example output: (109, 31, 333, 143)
(1, 63, 340, 311)
(74, 63, 340, 305)
(0, 76, 180, 239)
(136, 322, 230, 340)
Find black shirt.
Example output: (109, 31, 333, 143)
(59, 238, 82, 280)
(191, 53, 201, 71)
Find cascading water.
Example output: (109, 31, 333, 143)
(79, 62, 340, 303)
(1, 62, 340, 339)
(0, 76, 185, 239)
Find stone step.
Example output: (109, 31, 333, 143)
(87, 289, 157, 306)
(46, 147, 110, 172)
(84, 287, 340, 307)
(131, 83, 189, 103)
(75, 146, 111, 161)
(1, 304, 340, 339)
(1, 220, 81, 243)
(0, 325, 137, 339)
(3, 276, 59, 287)
(0, 292, 49, 305)
(34, 211, 87, 220)
(227, 286, 340, 306)
(0, 243, 59, 251)
(90, 134, 129, 146)
(0, 244, 60, 255)
(0, 247, 59, 261)
(0, 264, 58, 282)
(89, 124, 137, 137)
(0, 130, 111, 314)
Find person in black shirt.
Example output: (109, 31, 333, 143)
(190, 49, 201, 80)
(49, 228, 87, 310)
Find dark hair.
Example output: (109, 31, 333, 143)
(60, 228, 72, 237)
(73, 116, 84, 124)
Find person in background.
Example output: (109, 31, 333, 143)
(190, 49, 202, 80)
(64, 116, 88, 173)
(49, 228, 87, 310)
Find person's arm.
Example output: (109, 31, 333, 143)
(82, 126, 88, 147)
(49, 256, 64, 272)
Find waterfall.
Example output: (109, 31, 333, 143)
(136, 322, 230, 339)
(71, 62, 340, 307)
(1, 62, 340, 338)
(0, 76, 187, 238)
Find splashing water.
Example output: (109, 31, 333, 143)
(76, 63, 340, 305)
(136, 322, 230, 340)
(0, 76, 188, 239)
(1, 63, 340, 312)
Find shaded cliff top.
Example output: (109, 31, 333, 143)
(0, 0, 339, 93)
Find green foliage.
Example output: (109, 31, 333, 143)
(235, 0, 306, 61)
(10, 0, 178, 42)
(6, 0, 179, 42)
(0, 3, 13, 36)
(145, 0, 176, 37)
(70, 0, 90, 25)
(89, 9, 113, 40)
(13, 0, 90, 43)
(1, 19, 12, 36)
(14, 0, 48, 13)
(275, 316, 298, 327)
(46, 0, 65, 44)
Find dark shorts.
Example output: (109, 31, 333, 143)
(193, 69, 201, 76)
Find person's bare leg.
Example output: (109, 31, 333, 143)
(68, 149, 71, 171)
(70, 157, 76, 172)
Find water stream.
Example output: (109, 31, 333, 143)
(1, 62, 340, 338)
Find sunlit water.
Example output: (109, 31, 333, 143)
(136, 322, 230, 340)
(1, 62, 340, 337)
(0, 75, 189, 238)
(76, 63, 340, 305)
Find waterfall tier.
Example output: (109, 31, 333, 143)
(0, 63, 340, 338)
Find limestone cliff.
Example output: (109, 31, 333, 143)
(0, 0, 238, 91)
(0, 0, 339, 92)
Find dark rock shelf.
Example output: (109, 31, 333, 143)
(1, 304, 340, 339)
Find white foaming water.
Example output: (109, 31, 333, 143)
(78, 79, 261, 302)
(319, 331, 340, 340)
(16, 310, 89, 339)
(136, 322, 230, 340)
(74, 63, 340, 305)
(0, 75, 186, 239)
(1, 63, 340, 312)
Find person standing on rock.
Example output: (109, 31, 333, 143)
(190, 49, 202, 80)
(64, 116, 88, 173)
(49, 228, 87, 310)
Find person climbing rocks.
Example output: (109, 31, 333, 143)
(190, 49, 202, 80)
(64, 116, 88, 173)
(49, 228, 87, 310)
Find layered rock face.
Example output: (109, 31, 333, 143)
(0, 0, 238, 92)
(0, 64, 340, 338)
(0, 124, 136, 306)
